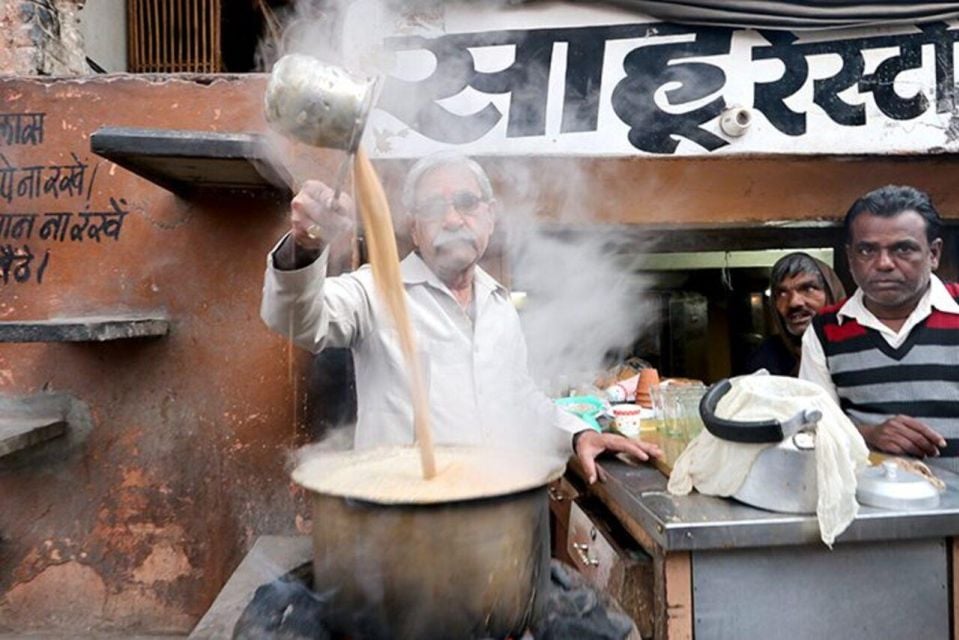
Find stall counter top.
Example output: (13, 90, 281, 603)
(569, 456, 959, 552)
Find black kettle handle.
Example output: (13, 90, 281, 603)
(698, 379, 785, 443)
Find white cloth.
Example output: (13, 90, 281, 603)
(799, 275, 959, 404)
(667, 374, 869, 546)
(260, 237, 582, 455)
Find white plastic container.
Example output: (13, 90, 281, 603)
(612, 404, 643, 437)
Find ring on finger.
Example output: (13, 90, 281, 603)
(306, 223, 322, 240)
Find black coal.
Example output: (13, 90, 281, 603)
(233, 560, 635, 640)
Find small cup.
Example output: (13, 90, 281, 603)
(636, 368, 660, 408)
(613, 404, 643, 437)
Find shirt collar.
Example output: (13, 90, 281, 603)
(837, 274, 959, 323)
(927, 275, 959, 314)
(399, 251, 508, 300)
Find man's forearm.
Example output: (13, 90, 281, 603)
(273, 234, 324, 271)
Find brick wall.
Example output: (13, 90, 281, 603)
(0, 0, 88, 75)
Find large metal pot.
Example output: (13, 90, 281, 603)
(294, 447, 563, 640)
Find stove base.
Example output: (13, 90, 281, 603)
(189, 536, 312, 640)
(189, 536, 641, 640)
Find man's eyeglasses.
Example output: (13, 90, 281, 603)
(413, 191, 487, 221)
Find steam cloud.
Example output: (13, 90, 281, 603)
(263, 0, 655, 445)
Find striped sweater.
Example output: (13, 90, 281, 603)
(813, 283, 959, 443)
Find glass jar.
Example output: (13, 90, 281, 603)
(659, 381, 706, 443)
(676, 384, 707, 443)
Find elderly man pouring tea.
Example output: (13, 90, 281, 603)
(260, 152, 661, 482)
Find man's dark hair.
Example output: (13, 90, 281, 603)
(770, 252, 825, 289)
(843, 185, 942, 243)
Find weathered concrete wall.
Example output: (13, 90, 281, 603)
(0, 74, 330, 635)
(0, 0, 88, 76)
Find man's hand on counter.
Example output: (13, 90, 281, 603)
(573, 430, 663, 485)
(859, 415, 946, 458)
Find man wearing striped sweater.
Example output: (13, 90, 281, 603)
(800, 185, 957, 461)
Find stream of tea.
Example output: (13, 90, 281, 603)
(353, 148, 437, 479)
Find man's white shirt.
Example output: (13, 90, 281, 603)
(261, 238, 582, 454)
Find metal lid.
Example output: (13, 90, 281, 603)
(856, 461, 941, 511)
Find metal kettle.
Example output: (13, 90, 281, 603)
(699, 379, 822, 514)
(698, 378, 943, 515)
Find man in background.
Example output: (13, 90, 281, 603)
(745, 252, 845, 376)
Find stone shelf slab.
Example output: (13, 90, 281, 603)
(90, 126, 291, 197)
(0, 393, 71, 457)
(0, 415, 67, 457)
(0, 315, 170, 342)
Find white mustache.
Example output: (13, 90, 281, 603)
(432, 229, 477, 249)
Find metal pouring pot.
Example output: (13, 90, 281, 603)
(264, 53, 377, 152)
(293, 447, 563, 640)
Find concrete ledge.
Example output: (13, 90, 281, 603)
(0, 316, 170, 342)
(0, 416, 66, 457)
(0, 393, 71, 458)
(91, 127, 291, 197)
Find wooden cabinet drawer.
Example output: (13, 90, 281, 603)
(566, 500, 654, 638)
(548, 476, 578, 523)
(567, 499, 620, 585)
(548, 476, 579, 565)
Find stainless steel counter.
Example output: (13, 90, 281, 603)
(580, 458, 959, 551)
